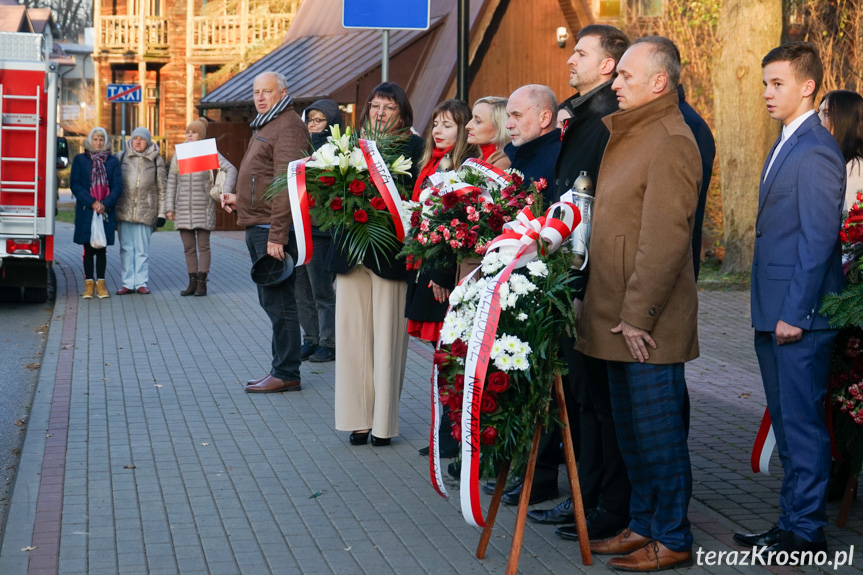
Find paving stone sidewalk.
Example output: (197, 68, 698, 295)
(0, 223, 859, 575)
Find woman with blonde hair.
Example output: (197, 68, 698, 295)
(466, 96, 511, 170)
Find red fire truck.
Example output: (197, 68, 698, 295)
(0, 32, 65, 303)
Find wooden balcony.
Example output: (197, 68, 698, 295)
(98, 15, 170, 57)
(189, 3, 300, 63)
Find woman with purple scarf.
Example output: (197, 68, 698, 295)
(70, 127, 123, 298)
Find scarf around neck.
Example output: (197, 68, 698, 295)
(480, 143, 498, 162)
(413, 146, 452, 201)
(87, 150, 111, 201)
(250, 95, 294, 130)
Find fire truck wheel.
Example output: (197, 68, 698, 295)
(0, 287, 22, 303)
(23, 287, 48, 304)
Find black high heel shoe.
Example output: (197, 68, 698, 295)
(349, 431, 370, 445)
(370, 435, 391, 447)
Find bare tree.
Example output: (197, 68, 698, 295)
(21, 0, 91, 42)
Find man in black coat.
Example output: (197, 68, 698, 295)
(678, 84, 716, 280)
(522, 25, 634, 541)
(504, 84, 561, 206)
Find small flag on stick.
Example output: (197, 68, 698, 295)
(175, 138, 219, 174)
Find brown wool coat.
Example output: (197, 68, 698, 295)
(235, 103, 309, 245)
(576, 89, 701, 364)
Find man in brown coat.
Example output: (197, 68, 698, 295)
(576, 37, 700, 572)
(222, 71, 310, 393)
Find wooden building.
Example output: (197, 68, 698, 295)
(92, 0, 303, 154)
(200, 0, 666, 132)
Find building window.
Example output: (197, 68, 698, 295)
(638, 0, 662, 17)
(595, 0, 663, 19)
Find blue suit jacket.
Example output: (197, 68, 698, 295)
(751, 113, 846, 332)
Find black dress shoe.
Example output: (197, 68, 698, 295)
(418, 445, 459, 458)
(764, 531, 827, 564)
(482, 476, 522, 495)
(370, 435, 391, 447)
(527, 497, 574, 525)
(555, 507, 629, 541)
(349, 431, 370, 445)
(447, 461, 460, 479)
(501, 480, 558, 506)
(733, 524, 785, 547)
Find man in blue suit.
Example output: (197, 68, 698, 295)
(735, 42, 846, 559)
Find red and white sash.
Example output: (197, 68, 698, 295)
(462, 157, 512, 188)
(359, 139, 408, 241)
(286, 158, 313, 266)
(751, 407, 776, 475)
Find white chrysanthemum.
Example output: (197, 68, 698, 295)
(349, 147, 366, 171)
(481, 253, 503, 275)
(490, 340, 504, 359)
(497, 249, 517, 268)
(440, 326, 459, 345)
(506, 294, 518, 308)
(526, 260, 548, 278)
(518, 342, 532, 355)
(503, 335, 521, 353)
(494, 353, 513, 371)
(516, 312, 528, 322)
(510, 277, 531, 295)
(449, 284, 465, 306)
(511, 354, 529, 371)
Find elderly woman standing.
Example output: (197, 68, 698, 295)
(115, 127, 167, 294)
(166, 118, 237, 296)
(70, 128, 123, 298)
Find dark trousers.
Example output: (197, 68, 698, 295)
(564, 346, 631, 517)
(82, 244, 106, 280)
(295, 234, 336, 348)
(754, 329, 836, 543)
(245, 227, 302, 382)
(607, 361, 692, 552)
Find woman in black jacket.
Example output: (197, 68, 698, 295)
(330, 83, 423, 447)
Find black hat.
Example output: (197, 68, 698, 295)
(251, 253, 294, 287)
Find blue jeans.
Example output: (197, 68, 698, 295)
(245, 227, 301, 382)
(295, 234, 336, 348)
(117, 221, 152, 289)
(607, 361, 693, 552)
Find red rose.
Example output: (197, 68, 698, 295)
(451, 422, 462, 442)
(480, 392, 498, 413)
(349, 179, 366, 195)
(438, 373, 448, 387)
(439, 386, 451, 405)
(448, 408, 461, 423)
(354, 210, 369, 223)
(330, 197, 343, 210)
(480, 426, 498, 445)
(433, 349, 450, 366)
(308, 195, 316, 207)
(318, 176, 336, 186)
(453, 374, 464, 391)
(487, 371, 510, 393)
(447, 391, 463, 411)
(370, 197, 388, 210)
(450, 339, 468, 358)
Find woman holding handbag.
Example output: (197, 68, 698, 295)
(166, 117, 237, 296)
(70, 127, 123, 299)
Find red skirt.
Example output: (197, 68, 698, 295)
(408, 319, 442, 343)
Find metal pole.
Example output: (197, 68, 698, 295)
(457, 0, 469, 102)
(381, 30, 390, 82)
(121, 102, 126, 149)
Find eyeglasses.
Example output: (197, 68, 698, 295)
(369, 102, 398, 114)
(307, 117, 327, 126)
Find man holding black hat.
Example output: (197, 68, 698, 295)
(221, 70, 309, 393)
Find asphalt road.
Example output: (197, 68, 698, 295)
(0, 299, 52, 538)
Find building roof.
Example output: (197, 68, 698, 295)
(0, 5, 30, 33)
(57, 42, 93, 55)
(200, 25, 437, 109)
(27, 7, 57, 36)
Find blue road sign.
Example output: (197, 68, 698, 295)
(343, 0, 430, 30)
(106, 84, 142, 103)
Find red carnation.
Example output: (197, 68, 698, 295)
(370, 197, 388, 210)
(453, 374, 464, 391)
(487, 371, 510, 393)
(330, 197, 343, 210)
(450, 339, 468, 358)
(480, 392, 498, 413)
(535, 178, 548, 192)
(442, 192, 459, 210)
(480, 426, 498, 445)
(354, 210, 369, 223)
(488, 213, 504, 231)
(349, 179, 366, 195)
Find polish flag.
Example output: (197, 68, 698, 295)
(175, 138, 219, 175)
(751, 407, 776, 475)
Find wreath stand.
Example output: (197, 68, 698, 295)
(475, 375, 593, 572)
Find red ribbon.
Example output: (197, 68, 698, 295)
(358, 139, 407, 241)
(287, 159, 313, 266)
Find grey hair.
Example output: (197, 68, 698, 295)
(85, 127, 110, 152)
(632, 36, 681, 89)
(514, 84, 558, 116)
(255, 71, 288, 91)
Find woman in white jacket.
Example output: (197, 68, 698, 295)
(166, 118, 237, 296)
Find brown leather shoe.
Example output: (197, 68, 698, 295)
(246, 374, 269, 386)
(608, 540, 693, 572)
(245, 375, 301, 393)
(590, 529, 650, 556)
